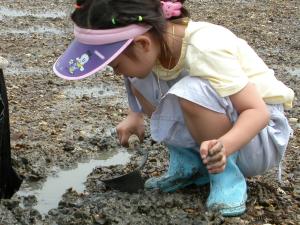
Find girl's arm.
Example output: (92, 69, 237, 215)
(118, 76, 145, 147)
(219, 82, 270, 155)
(200, 82, 270, 173)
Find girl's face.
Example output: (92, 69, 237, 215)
(109, 33, 160, 78)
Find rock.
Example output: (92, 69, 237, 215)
(289, 117, 298, 124)
(63, 141, 75, 152)
(0, 56, 8, 68)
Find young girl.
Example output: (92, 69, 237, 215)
(53, 0, 294, 216)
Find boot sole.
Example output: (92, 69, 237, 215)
(162, 179, 195, 192)
(161, 176, 209, 192)
(207, 197, 247, 217)
(219, 204, 246, 217)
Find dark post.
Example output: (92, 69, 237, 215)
(0, 68, 22, 199)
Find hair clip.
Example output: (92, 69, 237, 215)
(137, 16, 143, 22)
(161, 1, 182, 19)
(112, 17, 117, 25)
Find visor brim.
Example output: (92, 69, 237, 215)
(53, 39, 132, 80)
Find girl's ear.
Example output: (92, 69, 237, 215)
(133, 35, 152, 52)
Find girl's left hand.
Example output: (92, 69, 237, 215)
(200, 139, 227, 174)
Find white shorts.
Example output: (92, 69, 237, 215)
(126, 71, 292, 177)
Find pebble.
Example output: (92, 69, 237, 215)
(289, 117, 298, 123)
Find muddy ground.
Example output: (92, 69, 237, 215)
(0, 0, 299, 224)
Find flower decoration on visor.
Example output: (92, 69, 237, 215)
(161, 1, 182, 19)
(53, 24, 151, 80)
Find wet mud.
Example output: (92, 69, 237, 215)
(0, 0, 299, 224)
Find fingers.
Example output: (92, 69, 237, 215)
(116, 127, 130, 147)
(118, 133, 130, 147)
(206, 154, 226, 173)
(204, 150, 223, 165)
(116, 112, 145, 148)
(200, 139, 227, 173)
(200, 139, 218, 159)
(136, 126, 145, 143)
(208, 141, 223, 156)
(116, 127, 144, 148)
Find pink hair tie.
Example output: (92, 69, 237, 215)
(74, 4, 82, 9)
(161, 1, 182, 19)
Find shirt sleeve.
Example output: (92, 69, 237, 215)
(186, 24, 249, 97)
(123, 76, 142, 112)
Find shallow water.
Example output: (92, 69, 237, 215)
(4, 67, 51, 76)
(0, 7, 66, 19)
(0, 7, 67, 35)
(17, 150, 131, 215)
(288, 67, 300, 77)
(0, 26, 65, 35)
(63, 84, 118, 98)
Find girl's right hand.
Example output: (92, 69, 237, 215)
(116, 110, 145, 147)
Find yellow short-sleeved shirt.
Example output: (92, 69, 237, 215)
(153, 21, 294, 109)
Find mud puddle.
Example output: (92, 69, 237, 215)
(17, 150, 131, 215)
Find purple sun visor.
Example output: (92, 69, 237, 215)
(53, 24, 151, 80)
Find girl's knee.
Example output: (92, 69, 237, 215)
(178, 97, 232, 141)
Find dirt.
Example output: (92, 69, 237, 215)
(0, 0, 299, 224)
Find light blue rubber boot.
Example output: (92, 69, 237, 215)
(145, 145, 209, 192)
(206, 152, 247, 216)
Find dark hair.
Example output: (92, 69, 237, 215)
(71, 0, 189, 60)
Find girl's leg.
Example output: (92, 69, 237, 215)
(178, 98, 232, 143)
(127, 72, 210, 191)
(132, 86, 208, 191)
(179, 98, 247, 216)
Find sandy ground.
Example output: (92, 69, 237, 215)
(0, 0, 299, 224)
